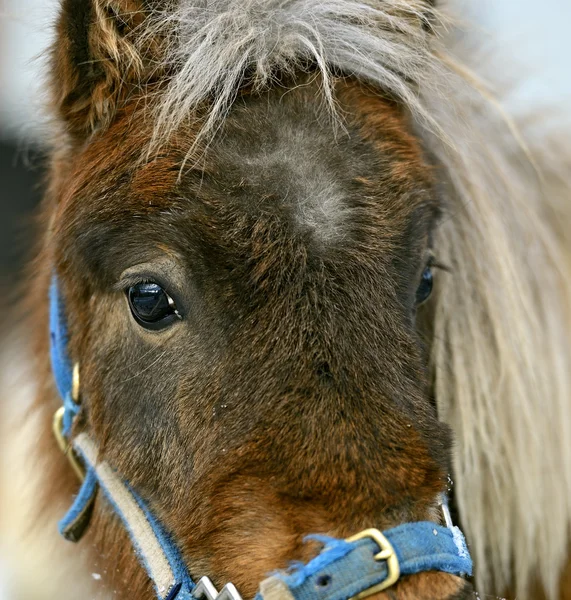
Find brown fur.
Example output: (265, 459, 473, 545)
(51, 0, 157, 139)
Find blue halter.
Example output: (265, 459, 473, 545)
(49, 276, 472, 600)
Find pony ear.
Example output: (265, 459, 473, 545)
(51, 0, 157, 140)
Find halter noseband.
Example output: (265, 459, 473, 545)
(49, 277, 472, 600)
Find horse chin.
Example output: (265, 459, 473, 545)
(373, 573, 472, 600)
(256, 573, 471, 600)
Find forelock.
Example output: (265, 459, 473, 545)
(144, 0, 443, 150)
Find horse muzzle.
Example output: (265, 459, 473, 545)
(50, 277, 473, 600)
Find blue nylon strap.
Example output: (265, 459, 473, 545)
(58, 468, 98, 541)
(69, 439, 196, 600)
(49, 277, 72, 400)
(49, 277, 80, 435)
(128, 485, 197, 597)
(50, 276, 196, 600)
(258, 523, 472, 600)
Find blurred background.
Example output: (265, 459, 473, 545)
(0, 0, 57, 292)
(1, 3, 58, 598)
(0, 0, 570, 599)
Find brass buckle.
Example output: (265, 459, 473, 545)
(345, 529, 401, 599)
(53, 407, 85, 480)
(52, 364, 85, 480)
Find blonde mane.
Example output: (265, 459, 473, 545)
(143, 1, 571, 597)
(146, 0, 444, 150)
(430, 28, 571, 600)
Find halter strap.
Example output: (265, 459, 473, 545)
(49, 276, 472, 600)
(258, 524, 471, 600)
(50, 278, 197, 599)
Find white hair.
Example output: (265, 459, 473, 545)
(147, 0, 443, 148)
(430, 12, 571, 600)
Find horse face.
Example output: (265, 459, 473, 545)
(50, 75, 470, 599)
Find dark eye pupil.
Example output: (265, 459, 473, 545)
(128, 283, 176, 326)
(416, 267, 433, 305)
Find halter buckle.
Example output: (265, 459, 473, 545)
(345, 528, 400, 599)
(52, 406, 85, 480)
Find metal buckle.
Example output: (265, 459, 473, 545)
(52, 363, 85, 480)
(53, 406, 86, 480)
(193, 576, 243, 600)
(345, 529, 401, 600)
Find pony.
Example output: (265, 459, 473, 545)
(1, 0, 570, 599)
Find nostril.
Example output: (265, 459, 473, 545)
(315, 574, 332, 588)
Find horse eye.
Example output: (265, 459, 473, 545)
(415, 266, 433, 305)
(127, 282, 181, 330)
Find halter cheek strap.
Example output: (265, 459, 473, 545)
(49, 276, 472, 600)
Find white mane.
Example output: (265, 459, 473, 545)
(149, 0, 442, 146)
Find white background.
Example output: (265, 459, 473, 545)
(1, 0, 58, 141)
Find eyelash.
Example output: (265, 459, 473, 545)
(427, 256, 451, 273)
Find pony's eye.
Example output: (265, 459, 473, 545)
(415, 267, 433, 305)
(127, 282, 181, 330)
